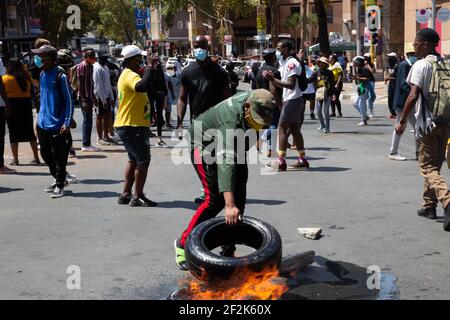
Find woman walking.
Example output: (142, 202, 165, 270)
(315, 57, 335, 134)
(329, 54, 344, 118)
(1, 58, 40, 165)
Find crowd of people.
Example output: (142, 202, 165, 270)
(1, 28, 450, 272)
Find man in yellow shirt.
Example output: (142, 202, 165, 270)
(114, 45, 156, 207)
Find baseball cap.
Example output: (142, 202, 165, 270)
(32, 45, 57, 55)
(121, 45, 147, 60)
(364, 53, 370, 58)
(247, 89, 275, 127)
(387, 52, 398, 57)
(262, 48, 276, 58)
(318, 56, 330, 65)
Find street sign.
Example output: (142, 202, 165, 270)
(416, 8, 431, 24)
(257, 32, 266, 44)
(134, 6, 147, 30)
(366, 5, 381, 33)
(256, 4, 266, 33)
(437, 7, 450, 23)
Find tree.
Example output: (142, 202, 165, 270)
(313, 0, 330, 56)
(284, 13, 302, 51)
(96, 0, 138, 44)
(40, 0, 101, 47)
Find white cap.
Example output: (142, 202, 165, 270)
(363, 53, 370, 58)
(121, 45, 147, 60)
(387, 52, 398, 57)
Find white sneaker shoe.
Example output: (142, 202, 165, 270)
(82, 146, 100, 152)
(51, 187, 65, 199)
(66, 173, 78, 184)
(97, 139, 111, 146)
(368, 111, 374, 118)
(357, 121, 368, 126)
(389, 154, 407, 161)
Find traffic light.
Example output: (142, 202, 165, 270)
(371, 33, 379, 45)
(366, 6, 381, 33)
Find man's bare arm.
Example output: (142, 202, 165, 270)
(177, 84, 188, 128)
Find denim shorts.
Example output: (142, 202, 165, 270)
(116, 126, 151, 164)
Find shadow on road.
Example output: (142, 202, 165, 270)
(76, 155, 108, 160)
(331, 131, 384, 136)
(246, 199, 287, 206)
(81, 179, 124, 185)
(156, 201, 199, 210)
(307, 147, 346, 152)
(0, 187, 24, 194)
(14, 172, 49, 176)
(64, 191, 119, 198)
(308, 166, 351, 172)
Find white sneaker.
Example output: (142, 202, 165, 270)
(389, 154, 407, 161)
(51, 187, 65, 199)
(156, 139, 168, 148)
(66, 173, 78, 184)
(97, 139, 111, 146)
(82, 146, 100, 152)
(357, 121, 368, 126)
(368, 111, 374, 118)
(110, 134, 120, 142)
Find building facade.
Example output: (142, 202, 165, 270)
(405, 0, 450, 55)
(0, 0, 43, 59)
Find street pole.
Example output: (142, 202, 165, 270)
(356, 0, 361, 56)
(432, 0, 437, 30)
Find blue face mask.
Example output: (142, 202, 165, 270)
(407, 56, 417, 65)
(276, 50, 283, 61)
(34, 55, 43, 68)
(193, 48, 207, 62)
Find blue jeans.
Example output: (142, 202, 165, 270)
(316, 97, 332, 132)
(354, 91, 368, 122)
(82, 101, 93, 147)
(367, 81, 376, 112)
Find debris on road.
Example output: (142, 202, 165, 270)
(298, 227, 322, 240)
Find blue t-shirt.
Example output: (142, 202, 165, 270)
(37, 67, 74, 131)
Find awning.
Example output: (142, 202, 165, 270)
(308, 42, 357, 53)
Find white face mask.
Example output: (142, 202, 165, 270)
(276, 50, 283, 61)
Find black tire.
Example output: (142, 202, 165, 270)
(185, 216, 282, 284)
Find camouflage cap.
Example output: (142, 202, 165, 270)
(247, 89, 275, 127)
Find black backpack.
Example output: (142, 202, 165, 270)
(287, 57, 308, 91)
(297, 59, 308, 92)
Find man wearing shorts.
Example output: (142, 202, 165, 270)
(263, 40, 310, 171)
(114, 45, 156, 207)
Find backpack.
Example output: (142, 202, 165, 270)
(287, 57, 308, 92)
(425, 57, 450, 124)
(297, 59, 308, 92)
(69, 64, 80, 93)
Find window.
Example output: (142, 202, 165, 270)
(327, 5, 333, 24)
(178, 21, 183, 29)
(290, 6, 300, 15)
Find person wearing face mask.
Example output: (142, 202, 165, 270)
(32, 45, 74, 199)
(78, 48, 100, 152)
(147, 55, 168, 147)
(385, 52, 399, 119)
(174, 89, 275, 271)
(389, 45, 418, 161)
(177, 35, 231, 204)
(114, 45, 157, 208)
(263, 40, 309, 171)
(93, 53, 116, 146)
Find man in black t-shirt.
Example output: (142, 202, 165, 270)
(177, 35, 230, 130)
(352, 56, 371, 126)
(176, 35, 230, 205)
(256, 49, 282, 157)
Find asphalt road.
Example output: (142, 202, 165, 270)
(1, 82, 450, 300)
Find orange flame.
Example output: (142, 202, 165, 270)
(179, 265, 288, 300)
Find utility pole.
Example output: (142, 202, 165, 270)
(432, 0, 437, 30)
(356, 0, 361, 56)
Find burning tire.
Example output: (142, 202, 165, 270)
(185, 216, 282, 283)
